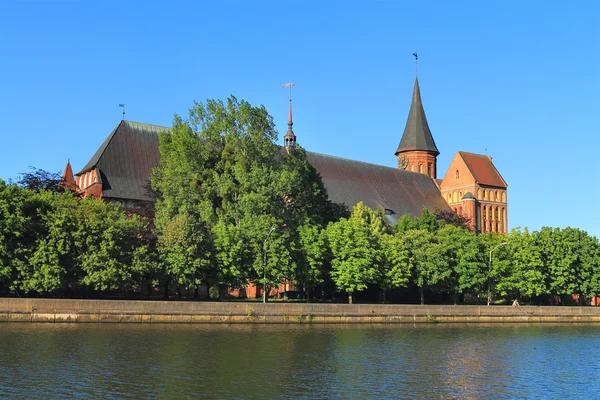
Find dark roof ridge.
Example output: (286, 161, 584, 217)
(306, 150, 424, 176)
(458, 150, 490, 157)
(124, 120, 170, 131)
(76, 120, 124, 175)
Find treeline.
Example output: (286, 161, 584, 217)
(0, 182, 154, 297)
(2, 96, 599, 304)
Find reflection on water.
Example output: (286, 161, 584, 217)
(0, 323, 599, 399)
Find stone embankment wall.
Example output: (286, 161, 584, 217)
(2, 298, 600, 324)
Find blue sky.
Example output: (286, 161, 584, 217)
(1, 1, 598, 237)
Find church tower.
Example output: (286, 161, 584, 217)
(395, 77, 439, 179)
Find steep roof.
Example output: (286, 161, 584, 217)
(395, 78, 439, 156)
(78, 120, 451, 220)
(59, 161, 77, 192)
(306, 152, 450, 222)
(76, 121, 167, 201)
(459, 151, 507, 188)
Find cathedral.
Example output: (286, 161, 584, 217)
(63, 77, 508, 234)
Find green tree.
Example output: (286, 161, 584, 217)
(496, 228, 548, 303)
(297, 223, 328, 302)
(437, 224, 484, 304)
(378, 233, 411, 303)
(326, 203, 383, 303)
(151, 96, 336, 299)
(76, 197, 155, 295)
(0, 180, 41, 295)
(400, 228, 450, 304)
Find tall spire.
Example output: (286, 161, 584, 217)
(395, 77, 439, 156)
(282, 83, 296, 148)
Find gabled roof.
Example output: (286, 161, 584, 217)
(459, 151, 507, 188)
(306, 152, 450, 223)
(395, 78, 439, 156)
(79, 120, 451, 220)
(77, 121, 168, 201)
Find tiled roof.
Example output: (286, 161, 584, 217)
(306, 152, 450, 223)
(78, 121, 451, 220)
(395, 78, 439, 156)
(459, 151, 507, 188)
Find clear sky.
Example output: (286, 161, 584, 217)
(1, 1, 598, 237)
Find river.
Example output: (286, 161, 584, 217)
(0, 323, 599, 399)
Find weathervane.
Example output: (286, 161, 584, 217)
(412, 52, 418, 76)
(119, 104, 125, 120)
(282, 82, 294, 102)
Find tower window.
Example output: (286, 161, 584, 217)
(455, 170, 459, 179)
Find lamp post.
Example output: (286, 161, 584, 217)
(263, 227, 277, 303)
(487, 242, 509, 306)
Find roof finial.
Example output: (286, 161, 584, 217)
(119, 104, 125, 120)
(412, 52, 418, 77)
(282, 82, 294, 122)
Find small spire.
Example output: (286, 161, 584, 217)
(59, 159, 77, 192)
(282, 83, 296, 148)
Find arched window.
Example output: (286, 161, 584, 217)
(453, 192, 458, 203)
(502, 192, 506, 203)
(483, 190, 487, 200)
(477, 188, 482, 199)
(455, 170, 460, 179)
(459, 191, 463, 199)
(419, 164, 423, 173)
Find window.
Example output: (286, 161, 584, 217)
(455, 170, 459, 179)
(419, 164, 423, 173)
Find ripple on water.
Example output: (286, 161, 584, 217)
(1, 323, 600, 399)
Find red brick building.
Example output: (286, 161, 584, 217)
(64, 76, 507, 234)
(395, 78, 508, 234)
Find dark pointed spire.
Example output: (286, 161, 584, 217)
(395, 77, 439, 156)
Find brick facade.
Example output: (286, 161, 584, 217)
(398, 150, 437, 179)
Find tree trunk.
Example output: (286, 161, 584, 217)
(348, 292, 353, 304)
(453, 293, 459, 305)
(382, 290, 387, 304)
(420, 287, 425, 305)
(305, 287, 310, 303)
(219, 284, 227, 301)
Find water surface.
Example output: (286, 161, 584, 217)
(0, 323, 599, 399)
